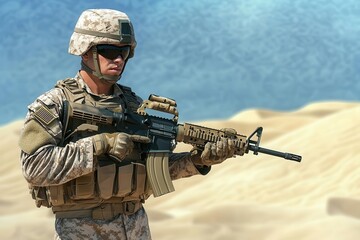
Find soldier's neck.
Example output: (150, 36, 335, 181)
(80, 70, 113, 95)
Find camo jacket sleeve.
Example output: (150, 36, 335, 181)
(168, 152, 211, 180)
(19, 88, 95, 186)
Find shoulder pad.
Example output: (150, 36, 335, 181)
(27, 90, 64, 141)
(19, 118, 56, 155)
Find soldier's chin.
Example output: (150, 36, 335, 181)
(100, 74, 121, 84)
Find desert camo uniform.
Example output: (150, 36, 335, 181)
(19, 9, 233, 240)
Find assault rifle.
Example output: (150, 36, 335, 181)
(64, 94, 302, 197)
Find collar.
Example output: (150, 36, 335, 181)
(75, 72, 125, 99)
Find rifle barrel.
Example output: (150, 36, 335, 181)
(248, 145, 302, 162)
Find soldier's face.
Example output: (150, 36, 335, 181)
(83, 46, 127, 77)
(98, 53, 125, 76)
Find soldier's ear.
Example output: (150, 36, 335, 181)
(82, 52, 90, 61)
(82, 47, 96, 61)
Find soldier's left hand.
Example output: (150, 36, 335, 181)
(191, 128, 237, 166)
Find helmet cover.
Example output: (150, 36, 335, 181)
(69, 9, 136, 58)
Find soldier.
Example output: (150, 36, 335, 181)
(19, 9, 236, 239)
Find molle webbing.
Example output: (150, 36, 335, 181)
(56, 78, 86, 103)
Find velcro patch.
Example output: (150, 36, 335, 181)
(34, 105, 56, 125)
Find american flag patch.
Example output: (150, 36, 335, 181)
(34, 105, 56, 125)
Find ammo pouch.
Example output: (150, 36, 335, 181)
(31, 162, 150, 218)
(64, 162, 147, 201)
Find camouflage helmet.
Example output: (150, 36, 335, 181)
(68, 9, 136, 58)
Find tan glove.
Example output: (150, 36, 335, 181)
(191, 128, 237, 166)
(92, 132, 150, 161)
(191, 138, 236, 166)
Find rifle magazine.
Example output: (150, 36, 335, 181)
(146, 152, 175, 197)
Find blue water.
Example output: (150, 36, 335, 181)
(1, 0, 360, 125)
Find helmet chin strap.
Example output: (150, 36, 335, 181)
(81, 48, 127, 83)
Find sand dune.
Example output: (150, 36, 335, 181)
(1, 101, 360, 239)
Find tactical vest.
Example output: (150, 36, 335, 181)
(30, 78, 152, 218)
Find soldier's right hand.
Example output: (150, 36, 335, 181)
(92, 133, 151, 161)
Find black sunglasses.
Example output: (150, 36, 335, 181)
(96, 44, 130, 60)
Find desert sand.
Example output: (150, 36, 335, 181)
(1, 101, 360, 240)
